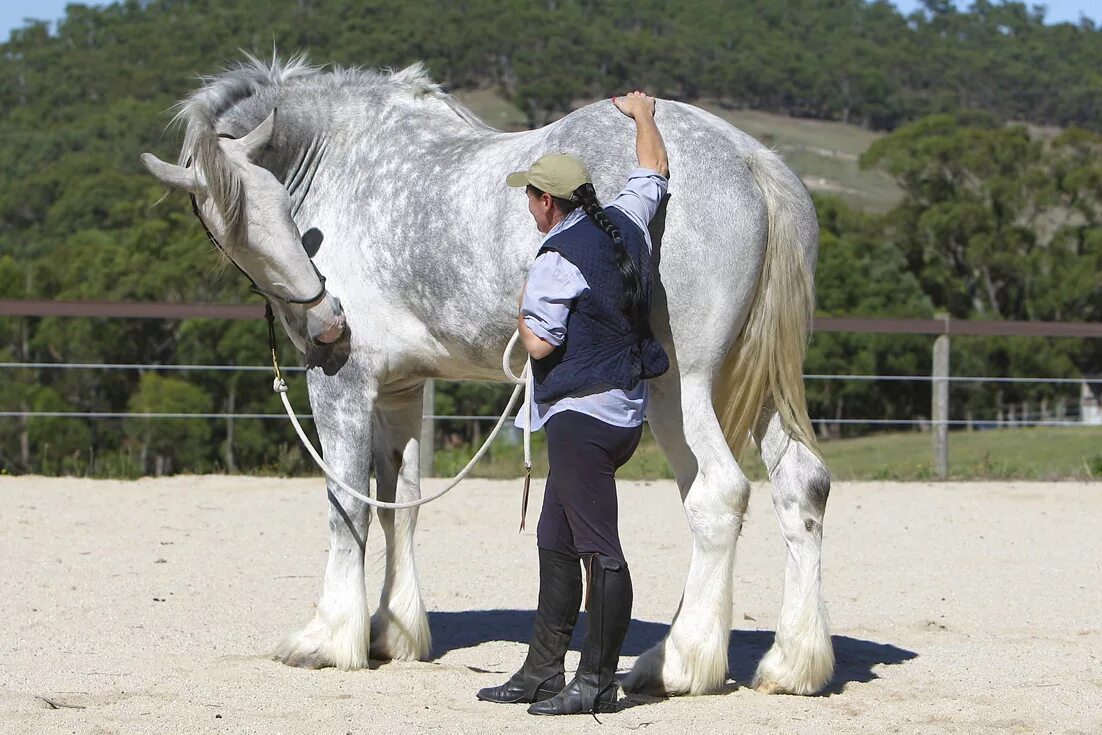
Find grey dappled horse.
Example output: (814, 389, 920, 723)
(141, 55, 833, 696)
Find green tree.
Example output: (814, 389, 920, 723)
(862, 114, 1102, 422)
(806, 196, 934, 436)
(27, 387, 93, 474)
(2, 0, 1101, 474)
(124, 373, 214, 475)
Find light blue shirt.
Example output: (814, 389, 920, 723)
(516, 167, 669, 431)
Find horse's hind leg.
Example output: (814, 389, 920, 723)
(751, 405, 834, 694)
(622, 374, 749, 696)
(369, 384, 431, 661)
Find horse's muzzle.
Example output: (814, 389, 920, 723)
(306, 293, 346, 345)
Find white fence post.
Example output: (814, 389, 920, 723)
(932, 335, 950, 479)
(420, 379, 435, 477)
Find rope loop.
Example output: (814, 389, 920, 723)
(267, 311, 533, 512)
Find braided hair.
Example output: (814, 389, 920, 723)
(528, 183, 650, 336)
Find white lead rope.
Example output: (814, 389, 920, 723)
(501, 330, 535, 529)
(274, 330, 533, 513)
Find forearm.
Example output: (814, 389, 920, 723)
(517, 314, 555, 359)
(633, 112, 668, 178)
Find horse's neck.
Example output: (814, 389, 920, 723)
(276, 97, 491, 217)
(272, 99, 547, 367)
(282, 97, 514, 286)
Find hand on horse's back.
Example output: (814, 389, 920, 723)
(612, 91, 656, 119)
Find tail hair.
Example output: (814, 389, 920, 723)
(714, 149, 819, 459)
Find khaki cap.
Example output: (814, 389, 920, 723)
(506, 153, 591, 199)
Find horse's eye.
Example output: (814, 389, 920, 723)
(301, 227, 324, 257)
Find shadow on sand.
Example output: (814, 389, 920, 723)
(428, 609, 917, 695)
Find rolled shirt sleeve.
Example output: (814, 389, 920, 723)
(521, 251, 589, 347)
(607, 167, 669, 236)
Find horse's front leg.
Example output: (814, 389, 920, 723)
(369, 383, 431, 661)
(274, 373, 378, 670)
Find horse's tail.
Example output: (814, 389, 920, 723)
(714, 148, 819, 459)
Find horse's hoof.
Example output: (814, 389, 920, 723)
(274, 614, 370, 671)
(751, 638, 834, 695)
(369, 611, 432, 662)
(752, 678, 782, 694)
(622, 640, 689, 696)
(624, 620, 730, 697)
(273, 643, 334, 670)
(620, 670, 669, 697)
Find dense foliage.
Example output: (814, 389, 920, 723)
(0, 0, 1099, 474)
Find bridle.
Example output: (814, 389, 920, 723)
(187, 190, 327, 307)
(185, 131, 328, 307)
(185, 137, 329, 379)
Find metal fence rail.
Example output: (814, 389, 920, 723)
(6, 300, 1102, 337)
(0, 362, 306, 373)
(0, 361, 1093, 430)
(0, 411, 1090, 428)
(0, 411, 310, 419)
(4, 300, 1101, 476)
(4, 361, 1093, 425)
(0, 362, 1091, 385)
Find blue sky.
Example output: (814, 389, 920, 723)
(1, 0, 1098, 42)
(2, 1, 97, 40)
(892, 0, 1098, 22)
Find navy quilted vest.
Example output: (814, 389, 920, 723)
(531, 207, 669, 403)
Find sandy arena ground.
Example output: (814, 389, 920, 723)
(1, 475, 1100, 734)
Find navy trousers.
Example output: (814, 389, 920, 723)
(536, 410, 643, 564)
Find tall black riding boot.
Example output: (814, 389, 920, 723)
(528, 553, 633, 715)
(476, 548, 582, 704)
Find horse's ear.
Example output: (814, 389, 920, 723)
(140, 153, 208, 193)
(240, 109, 276, 158)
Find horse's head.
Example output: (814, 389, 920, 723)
(140, 111, 346, 347)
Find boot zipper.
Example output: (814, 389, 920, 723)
(583, 555, 593, 612)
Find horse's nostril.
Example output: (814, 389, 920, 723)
(313, 313, 346, 345)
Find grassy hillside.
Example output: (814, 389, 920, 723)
(699, 104, 903, 212)
(454, 90, 902, 212)
(434, 426, 1102, 482)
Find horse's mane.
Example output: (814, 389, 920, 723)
(174, 52, 494, 165)
(172, 53, 495, 251)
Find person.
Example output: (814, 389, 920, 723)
(476, 91, 670, 716)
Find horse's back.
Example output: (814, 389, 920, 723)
(544, 100, 810, 369)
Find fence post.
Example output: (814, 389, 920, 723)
(420, 379, 435, 477)
(932, 335, 950, 479)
